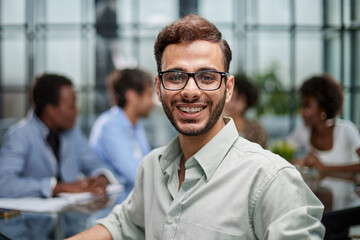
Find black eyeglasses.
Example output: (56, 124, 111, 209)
(158, 70, 229, 91)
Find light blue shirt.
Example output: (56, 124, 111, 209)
(98, 118, 325, 239)
(90, 106, 151, 196)
(0, 111, 116, 198)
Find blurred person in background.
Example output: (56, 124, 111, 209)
(0, 73, 117, 198)
(90, 68, 155, 197)
(224, 74, 267, 148)
(288, 74, 360, 211)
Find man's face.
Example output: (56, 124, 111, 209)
(155, 40, 234, 136)
(135, 83, 155, 118)
(51, 86, 78, 131)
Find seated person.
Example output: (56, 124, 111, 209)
(0, 73, 117, 198)
(90, 68, 155, 196)
(288, 74, 360, 210)
(223, 74, 267, 148)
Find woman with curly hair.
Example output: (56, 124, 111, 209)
(288, 74, 360, 211)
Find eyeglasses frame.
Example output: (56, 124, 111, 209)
(158, 70, 229, 91)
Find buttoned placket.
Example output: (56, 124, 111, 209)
(162, 156, 205, 240)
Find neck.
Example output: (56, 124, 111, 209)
(230, 114, 246, 133)
(39, 114, 58, 132)
(179, 117, 226, 161)
(312, 121, 332, 135)
(123, 105, 138, 125)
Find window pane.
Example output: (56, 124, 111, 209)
(116, 0, 133, 24)
(325, 0, 341, 26)
(139, 0, 178, 25)
(45, 0, 82, 24)
(0, 0, 26, 24)
(77, 89, 93, 136)
(355, 0, 360, 23)
(354, 92, 360, 128)
(296, 32, 323, 86)
(2, 92, 27, 118)
(246, 32, 290, 87)
(1, 31, 26, 86)
(139, 36, 158, 75)
(325, 32, 342, 81)
(221, 29, 238, 73)
(110, 36, 139, 71)
(295, 0, 322, 25)
(247, 0, 290, 25)
(199, 0, 234, 23)
(355, 31, 360, 85)
(38, 30, 83, 87)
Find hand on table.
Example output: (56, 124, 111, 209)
(53, 175, 109, 197)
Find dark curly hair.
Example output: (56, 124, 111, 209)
(154, 14, 232, 72)
(31, 73, 73, 117)
(300, 74, 343, 119)
(233, 74, 258, 110)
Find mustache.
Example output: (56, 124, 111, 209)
(170, 98, 211, 105)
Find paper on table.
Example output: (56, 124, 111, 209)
(0, 197, 71, 213)
(58, 184, 124, 203)
(0, 184, 124, 213)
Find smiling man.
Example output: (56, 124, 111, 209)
(68, 14, 325, 240)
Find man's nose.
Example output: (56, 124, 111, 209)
(180, 77, 201, 100)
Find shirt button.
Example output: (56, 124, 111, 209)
(168, 217, 175, 224)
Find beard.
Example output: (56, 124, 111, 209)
(161, 90, 226, 136)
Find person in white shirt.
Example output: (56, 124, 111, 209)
(288, 74, 360, 211)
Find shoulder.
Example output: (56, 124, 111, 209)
(92, 109, 113, 127)
(336, 118, 358, 130)
(230, 137, 295, 176)
(5, 117, 34, 138)
(94, 108, 128, 130)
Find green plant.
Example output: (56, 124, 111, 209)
(270, 140, 296, 162)
(250, 62, 296, 116)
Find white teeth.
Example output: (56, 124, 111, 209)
(180, 107, 203, 113)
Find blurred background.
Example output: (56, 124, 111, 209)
(0, 0, 359, 148)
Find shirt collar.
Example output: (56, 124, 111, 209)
(28, 109, 51, 139)
(111, 106, 141, 129)
(193, 118, 238, 180)
(158, 118, 239, 181)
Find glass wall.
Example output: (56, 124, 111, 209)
(0, 0, 359, 147)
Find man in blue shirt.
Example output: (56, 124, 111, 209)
(90, 68, 155, 196)
(0, 73, 117, 198)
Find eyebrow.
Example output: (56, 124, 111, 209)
(164, 67, 221, 72)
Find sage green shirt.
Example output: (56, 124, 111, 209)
(98, 119, 325, 239)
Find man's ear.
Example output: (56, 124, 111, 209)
(155, 75, 162, 102)
(125, 89, 139, 106)
(42, 104, 57, 121)
(225, 75, 234, 103)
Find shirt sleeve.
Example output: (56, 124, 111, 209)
(252, 167, 325, 239)
(343, 120, 360, 152)
(97, 160, 146, 239)
(72, 126, 118, 180)
(92, 121, 142, 186)
(0, 128, 53, 198)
